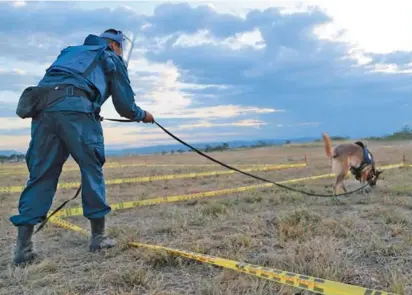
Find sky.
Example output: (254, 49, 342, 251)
(1, 1, 412, 152)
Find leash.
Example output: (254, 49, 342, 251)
(34, 185, 82, 234)
(34, 117, 373, 234)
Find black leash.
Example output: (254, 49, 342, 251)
(34, 117, 373, 234)
(34, 185, 82, 234)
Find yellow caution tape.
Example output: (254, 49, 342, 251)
(52, 163, 402, 218)
(53, 183, 273, 218)
(379, 163, 405, 170)
(0, 161, 303, 174)
(0, 163, 306, 193)
(49, 216, 89, 235)
(0, 163, 279, 175)
(48, 217, 398, 295)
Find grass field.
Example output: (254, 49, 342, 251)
(1, 140, 412, 295)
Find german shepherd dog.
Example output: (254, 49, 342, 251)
(322, 133, 383, 195)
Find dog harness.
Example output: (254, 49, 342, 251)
(350, 143, 373, 181)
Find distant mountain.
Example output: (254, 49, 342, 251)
(0, 150, 20, 156)
(105, 137, 318, 156)
(0, 137, 320, 158)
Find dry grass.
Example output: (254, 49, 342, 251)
(1, 141, 412, 294)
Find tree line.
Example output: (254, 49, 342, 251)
(0, 154, 25, 163)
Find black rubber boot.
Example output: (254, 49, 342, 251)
(13, 224, 37, 266)
(89, 217, 117, 252)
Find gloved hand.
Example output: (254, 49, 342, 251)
(143, 111, 154, 123)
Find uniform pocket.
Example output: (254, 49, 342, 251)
(81, 113, 104, 145)
(93, 144, 106, 167)
(78, 113, 106, 167)
(25, 113, 47, 171)
(25, 140, 34, 171)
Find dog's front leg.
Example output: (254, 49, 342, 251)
(360, 180, 371, 195)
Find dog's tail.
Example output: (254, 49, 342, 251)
(322, 132, 333, 158)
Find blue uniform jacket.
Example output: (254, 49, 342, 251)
(37, 34, 146, 121)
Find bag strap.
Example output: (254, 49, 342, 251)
(81, 47, 107, 78)
(77, 47, 108, 102)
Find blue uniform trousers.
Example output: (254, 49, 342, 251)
(9, 111, 111, 226)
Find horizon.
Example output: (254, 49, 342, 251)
(1, 1, 412, 151)
(2, 126, 411, 156)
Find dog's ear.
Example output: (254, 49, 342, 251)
(375, 170, 383, 180)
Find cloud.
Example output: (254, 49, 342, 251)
(12, 1, 26, 7)
(2, 2, 412, 151)
(0, 91, 23, 117)
(139, 3, 412, 138)
(177, 119, 267, 130)
(0, 2, 145, 63)
(143, 6, 339, 90)
(359, 50, 412, 74)
(276, 122, 322, 128)
(150, 105, 281, 120)
(0, 71, 42, 93)
(297, 122, 321, 127)
(172, 28, 266, 50)
(0, 117, 30, 129)
(143, 3, 248, 38)
(101, 121, 241, 150)
(0, 103, 18, 118)
(0, 135, 30, 150)
(100, 55, 280, 123)
(367, 51, 412, 67)
(0, 128, 30, 136)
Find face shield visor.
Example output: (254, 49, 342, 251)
(120, 30, 135, 67)
(100, 30, 135, 68)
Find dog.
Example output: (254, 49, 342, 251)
(322, 132, 383, 195)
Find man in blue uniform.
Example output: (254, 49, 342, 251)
(10, 29, 154, 266)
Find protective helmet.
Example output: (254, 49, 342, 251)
(100, 29, 134, 67)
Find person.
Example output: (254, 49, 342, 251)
(9, 29, 154, 266)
